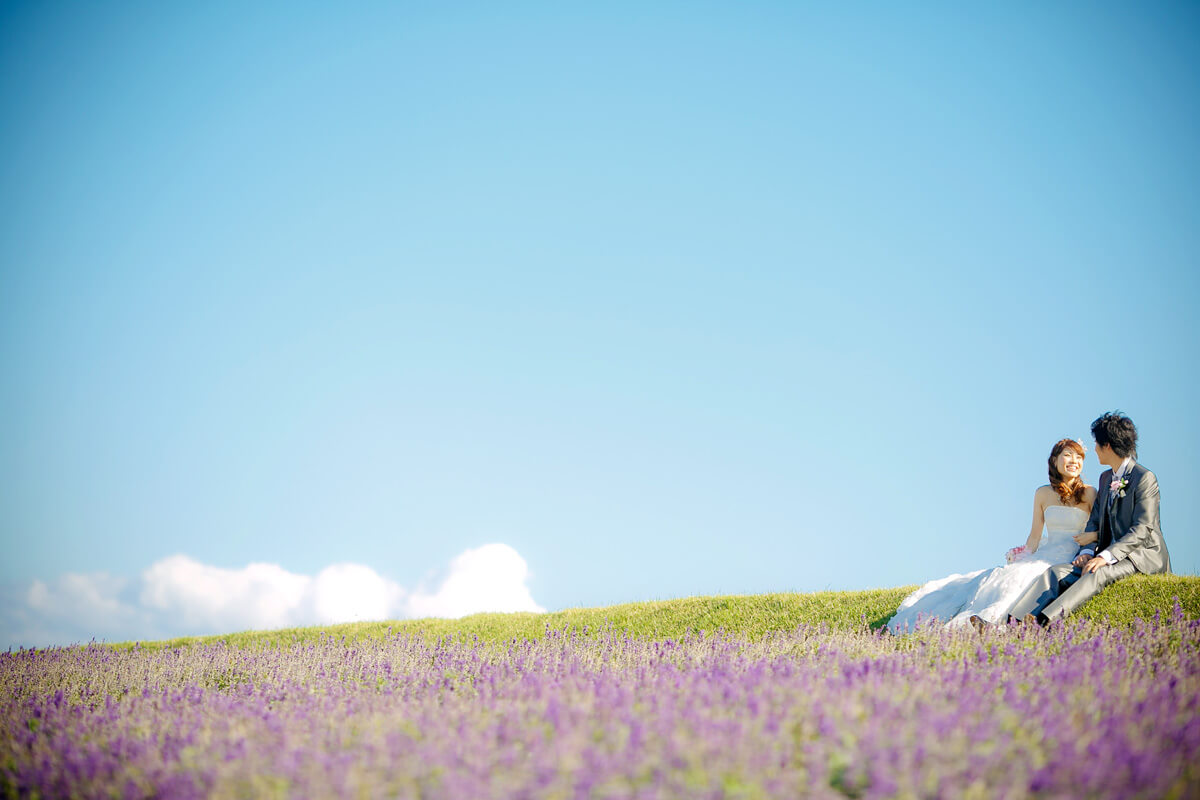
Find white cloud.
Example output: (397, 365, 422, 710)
(1, 543, 543, 649)
(29, 572, 129, 618)
(310, 563, 405, 625)
(9, 572, 151, 647)
(406, 543, 545, 619)
(140, 556, 314, 631)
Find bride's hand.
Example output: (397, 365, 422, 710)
(1073, 530, 1097, 546)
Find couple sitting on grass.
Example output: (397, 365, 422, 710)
(887, 411, 1171, 634)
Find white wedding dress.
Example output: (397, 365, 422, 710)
(887, 505, 1088, 633)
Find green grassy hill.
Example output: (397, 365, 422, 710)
(131, 573, 1200, 650)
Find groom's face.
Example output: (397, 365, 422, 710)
(1093, 441, 1116, 468)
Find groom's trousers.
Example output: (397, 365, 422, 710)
(1008, 559, 1138, 623)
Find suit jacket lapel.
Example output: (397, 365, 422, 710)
(1111, 460, 1138, 524)
(1100, 468, 1115, 549)
(1103, 493, 1115, 548)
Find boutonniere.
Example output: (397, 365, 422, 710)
(1110, 476, 1129, 498)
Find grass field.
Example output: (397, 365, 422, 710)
(9, 574, 1199, 798)
(131, 573, 1200, 650)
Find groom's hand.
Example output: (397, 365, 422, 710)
(1073, 530, 1098, 546)
(1071, 553, 1091, 568)
(1082, 556, 1107, 574)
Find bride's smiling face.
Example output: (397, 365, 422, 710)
(1055, 448, 1084, 478)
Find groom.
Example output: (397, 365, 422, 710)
(1007, 411, 1171, 625)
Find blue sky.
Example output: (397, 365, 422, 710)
(2, 1, 1198, 647)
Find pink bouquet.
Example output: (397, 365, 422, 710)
(1005, 545, 1028, 564)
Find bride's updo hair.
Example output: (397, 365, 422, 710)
(1048, 438, 1087, 506)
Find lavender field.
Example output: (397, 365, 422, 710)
(4, 608, 1199, 800)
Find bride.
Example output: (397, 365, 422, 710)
(887, 438, 1096, 633)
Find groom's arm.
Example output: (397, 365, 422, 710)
(1102, 469, 1161, 564)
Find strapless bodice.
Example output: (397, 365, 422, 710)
(1041, 506, 1088, 546)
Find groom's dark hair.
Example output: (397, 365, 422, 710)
(1092, 411, 1138, 459)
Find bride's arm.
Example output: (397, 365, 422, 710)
(1023, 489, 1047, 554)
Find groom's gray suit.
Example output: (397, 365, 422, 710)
(1008, 460, 1170, 622)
